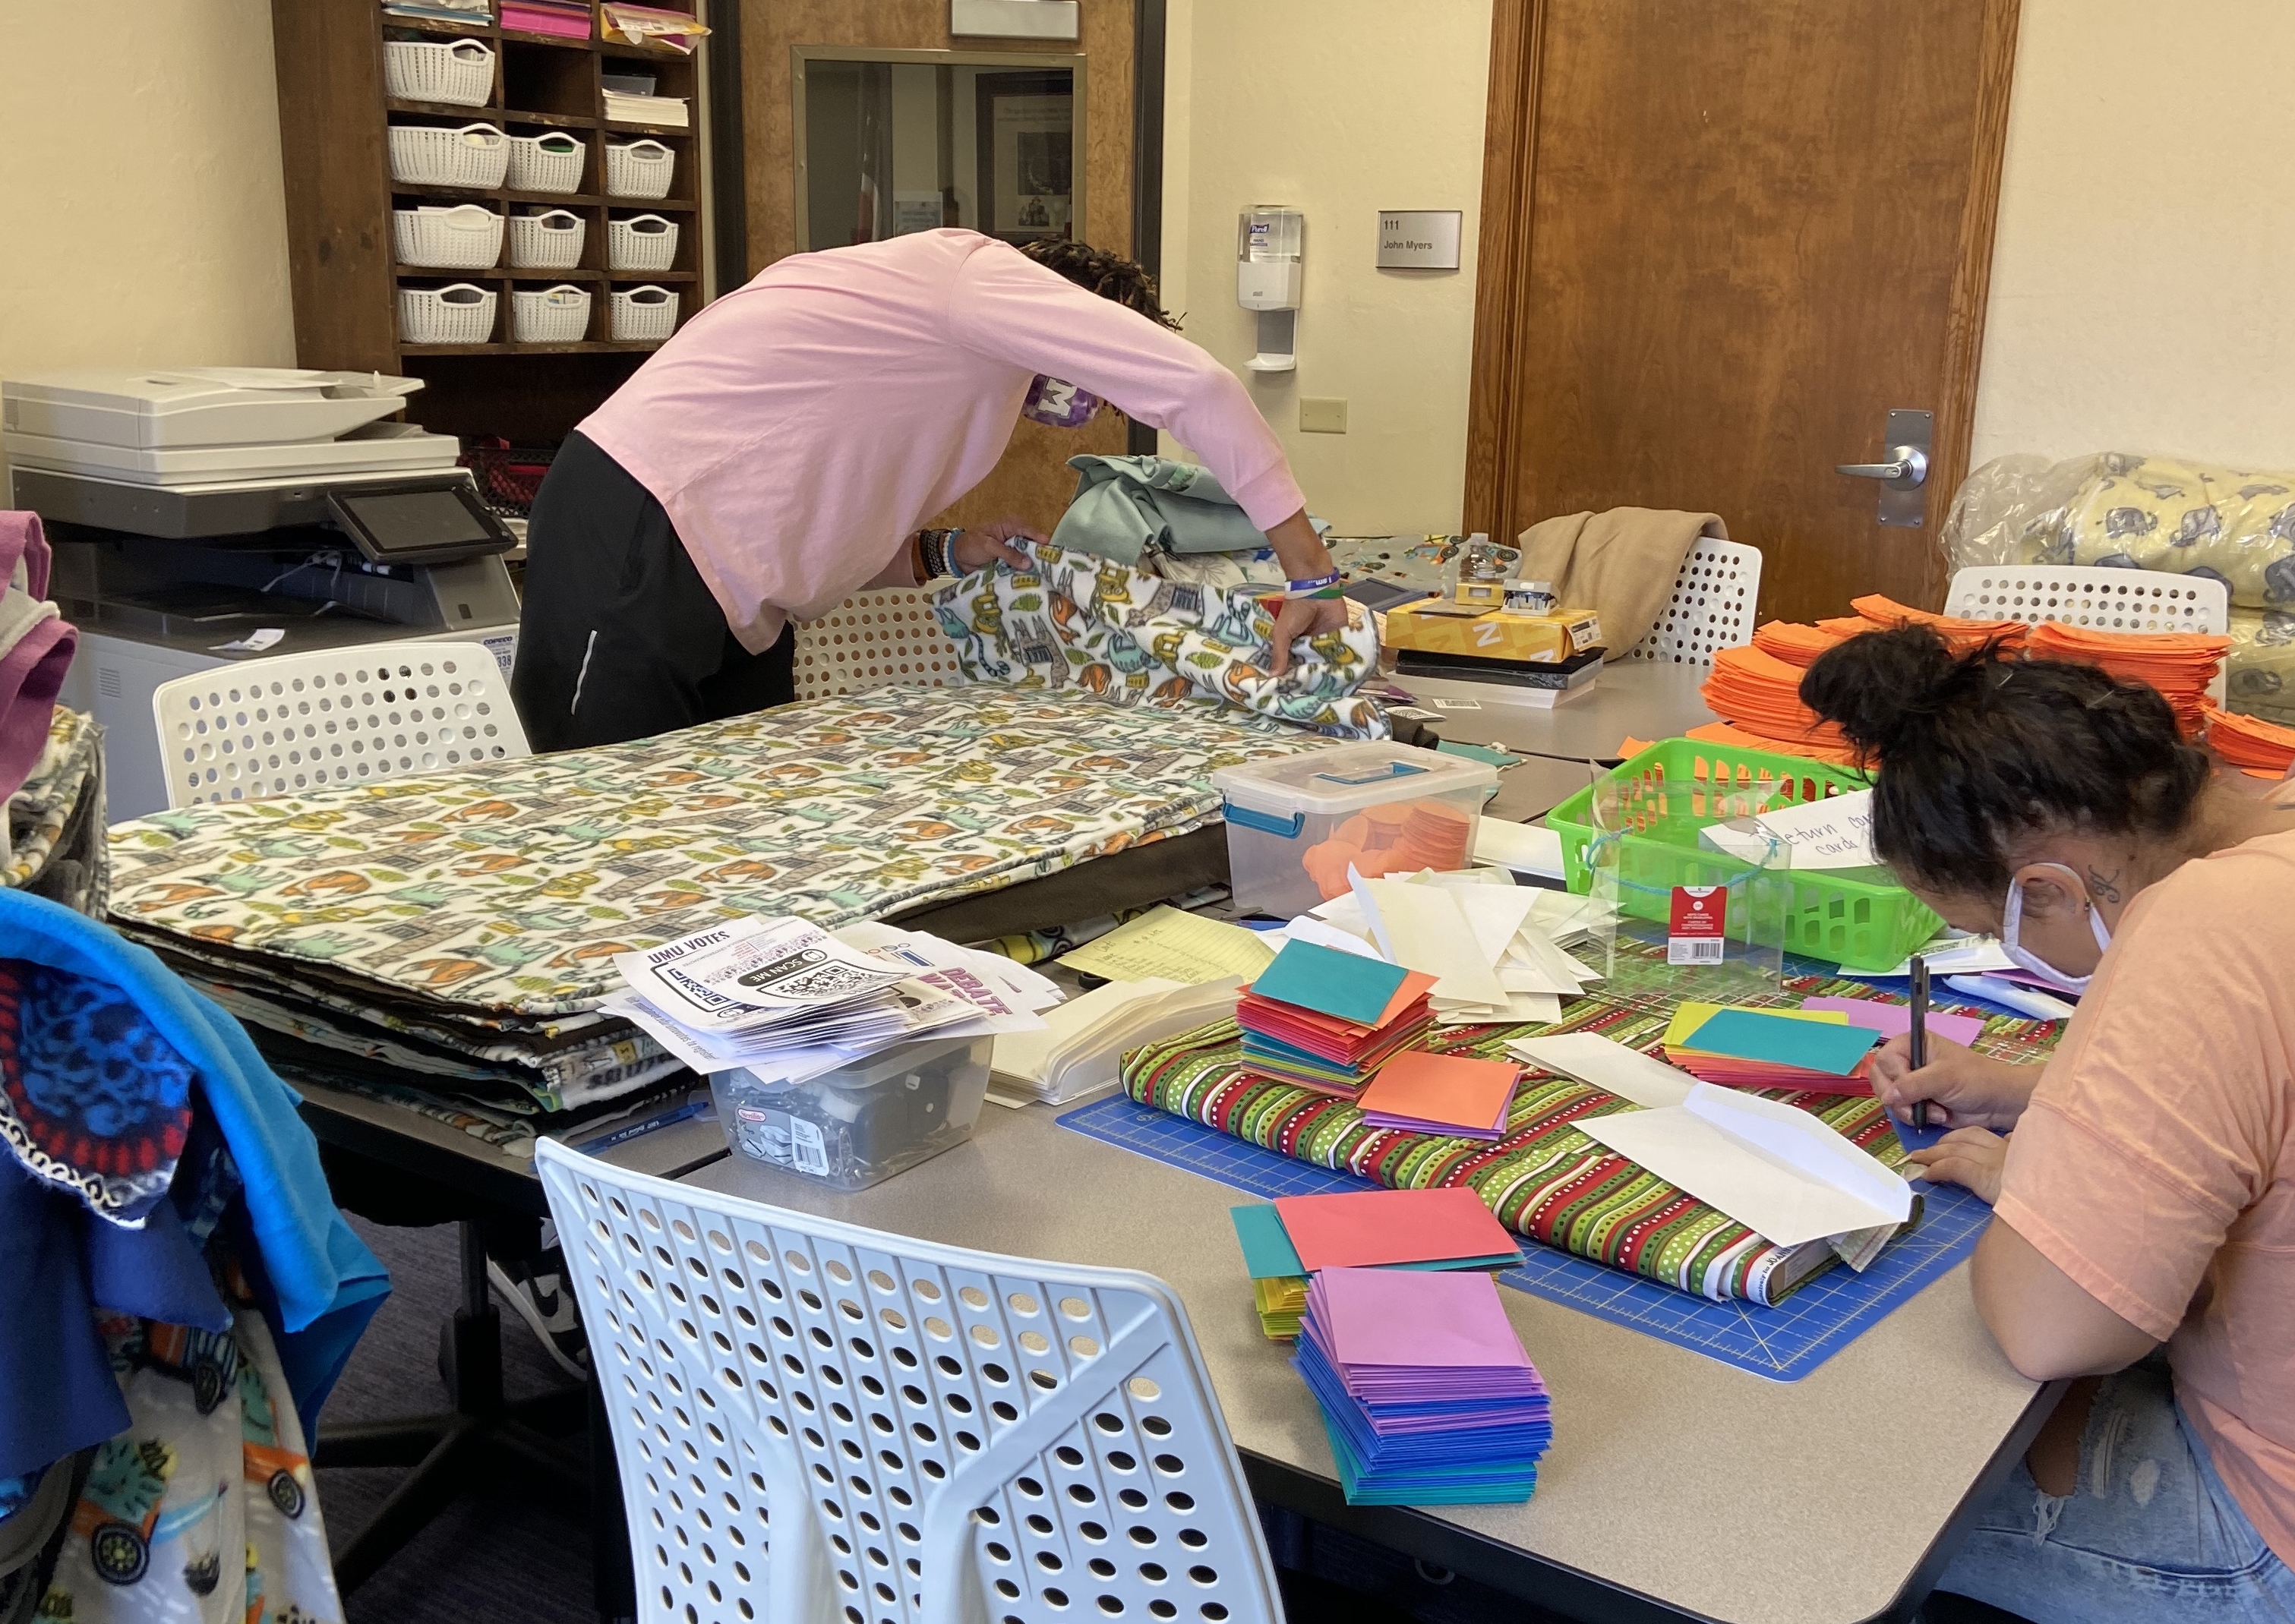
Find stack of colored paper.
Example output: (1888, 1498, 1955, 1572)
(2205, 703, 2295, 776)
(1700, 645, 1854, 755)
(1848, 594, 2031, 657)
(1661, 1002, 1881, 1093)
(1750, 620, 1851, 667)
(1293, 1268, 1553, 1506)
(1297, 875, 1604, 1028)
(1799, 995, 1986, 1048)
(501, 0, 590, 38)
(2027, 621, 2230, 736)
(1236, 941, 1434, 1093)
(1228, 1187, 1525, 1341)
(1356, 1050, 1520, 1140)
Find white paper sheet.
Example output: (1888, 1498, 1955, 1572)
(1473, 818, 1567, 878)
(1576, 1082, 1912, 1247)
(1352, 874, 1511, 1008)
(1505, 1032, 1695, 1109)
(1750, 787, 1877, 869)
(1271, 916, 1384, 960)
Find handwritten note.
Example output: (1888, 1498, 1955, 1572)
(1750, 788, 1877, 870)
(1055, 907, 1275, 985)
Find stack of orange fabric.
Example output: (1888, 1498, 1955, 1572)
(2025, 621, 2230, 736)
(1699, 645, 1852, 756)
(1750, 621, 1848, 668)
(2203, 705, 2295, 777)
(1848, 594, 2030, 656)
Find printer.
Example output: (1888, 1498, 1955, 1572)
(4, 367, 524, 821)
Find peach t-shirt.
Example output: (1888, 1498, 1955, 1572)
(1997, 815, 2295, 1563)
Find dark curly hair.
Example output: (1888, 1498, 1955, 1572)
(1020, 238, 1179, 330)
(1798, 625, 2210, 897)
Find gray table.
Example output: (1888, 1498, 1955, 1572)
(1414, 661, 1717, 764)
(681, 1101, 2050, 1624)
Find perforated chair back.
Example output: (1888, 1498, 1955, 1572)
(150, 642, 528, 809)
(793, 588, 970, 701)
(534, 1140, 1284, 1624)
(1621, 537, 1763, 666)
(1945, 565, 2230, 702)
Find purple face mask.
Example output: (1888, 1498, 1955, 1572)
(1020, 374, 1102, 428)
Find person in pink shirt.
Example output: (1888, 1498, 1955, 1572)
(1799, 626, 2295, 1624)
(510, 230, 1341, 750)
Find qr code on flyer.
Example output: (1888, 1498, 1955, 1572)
(770, 960, 885, 1000)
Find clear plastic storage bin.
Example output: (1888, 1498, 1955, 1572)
(1211, 741, 1498, 918)
(709, 1035, 991, 1191)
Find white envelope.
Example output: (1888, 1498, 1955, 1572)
(1473, 818, 1567, 878)
(1507, 1032, 1694, 1108)
(1351, 872, 1511, 1009)
(1576, 1082, 1912, 1247)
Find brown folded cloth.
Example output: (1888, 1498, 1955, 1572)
(1514, 507, 1728, 655)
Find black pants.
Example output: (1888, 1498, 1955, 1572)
(511, 431, 795, 752)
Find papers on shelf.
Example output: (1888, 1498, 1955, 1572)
(988, 976, 1241, 1106)
(602, 90, 691, 126)
(1053, 906, 1276, 986)
(606, 916, 1052, 1077)
(1577, 1081, 1912, 1250)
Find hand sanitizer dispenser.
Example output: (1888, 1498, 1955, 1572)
(1237, 205, 1303, 374)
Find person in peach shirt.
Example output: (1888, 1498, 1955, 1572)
(1798, 626, 2295, 1623)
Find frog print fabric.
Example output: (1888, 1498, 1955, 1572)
(932, 541, 1388, 739)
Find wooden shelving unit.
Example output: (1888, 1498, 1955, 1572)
(272, 0, 712, 444)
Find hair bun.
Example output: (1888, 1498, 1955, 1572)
(1798, 624, 1971, 762)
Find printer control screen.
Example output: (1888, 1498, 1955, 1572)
(335, 490, 495, 557)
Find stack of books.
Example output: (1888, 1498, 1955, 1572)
(1236, 941, 1433, 1095)
(384, 0, 491, 22)
(1293, 1267, 1554, 1506)
(501, 0, 589, 39)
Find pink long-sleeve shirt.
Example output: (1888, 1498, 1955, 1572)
(578, 229, 1308, 653)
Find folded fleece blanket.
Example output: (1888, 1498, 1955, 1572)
(933, 540, 1387, 739)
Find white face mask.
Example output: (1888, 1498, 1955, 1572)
(1999, 862, 2113, 995)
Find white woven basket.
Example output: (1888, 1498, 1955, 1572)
(398, 282, 499, 345)
(606, 213, 677, 272)
(609, 284, 676, 342)
(512, 284, 592, 343)
(506, 129, 585, 192)
(388, 121, 509, 188)
(507, 209, 586, 268)
(383, 39, 495, 106)
(391, 204, 505, 269)
(603, 137, 674, 200)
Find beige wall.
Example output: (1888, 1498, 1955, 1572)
(1968, 0, 2295, 470)
(0, 0, 295, 390)
(1158, 0, 1493, 535)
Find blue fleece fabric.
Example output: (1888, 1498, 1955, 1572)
(0, 892, 388, 1435)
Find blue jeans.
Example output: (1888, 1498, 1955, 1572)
(1939, 1363, 2295, 1622)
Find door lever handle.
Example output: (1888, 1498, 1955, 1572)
(1835, 446, 1929, 490)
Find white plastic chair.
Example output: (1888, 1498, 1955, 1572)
(1621, 537, 1763, 666)
(534, 1140, 1285, 1624)
(794, 588, 971, 702)
(1945, 565, 2230, 702)
(150, 642, 528, 810)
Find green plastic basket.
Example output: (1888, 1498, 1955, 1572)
(1543, 737, 1940, 973)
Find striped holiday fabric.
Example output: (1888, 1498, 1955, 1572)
(1123, 989, 2061, 1306)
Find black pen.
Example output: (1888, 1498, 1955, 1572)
(1908, 956, 1931, 1130)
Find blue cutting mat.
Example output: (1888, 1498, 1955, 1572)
(1056, 1093, 1989, 1382)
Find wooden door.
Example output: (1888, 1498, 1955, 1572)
(1464, 0, 2019, 623)
(737, 0, 1139, 535)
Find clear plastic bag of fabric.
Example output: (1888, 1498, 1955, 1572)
(1943, 450, 2295, 717)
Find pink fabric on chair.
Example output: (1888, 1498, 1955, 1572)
(0, 513, 75, 802)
